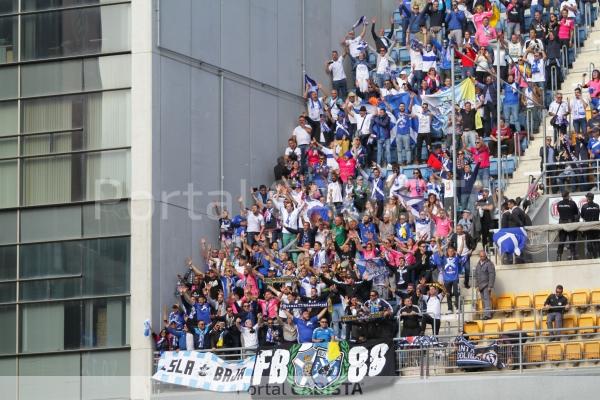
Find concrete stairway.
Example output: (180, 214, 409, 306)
(504, 28, 600, 200)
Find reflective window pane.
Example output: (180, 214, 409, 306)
(20, 240, 83, 278)
(0, 159, 17, 208)
(0, 101, 17, 136)
(0, 211, 16, 244)
(0, 246, 16, 279)
(83, 297, 127, 348)
(21, 90, 130, 148)
(0, 305, 15, 354)
(0, 65, 16, 99)
(0, 16, 17, 64)
(83, 237, 129, 296)
(21, 131, 76, 156)
(83, 202, 130, 237)
(21, 95, 84, 134)
(21, 4, 131, 61)
(21, 206, 82, 242)
(20, 301, 81, 353)
(0, 136, 17, 158)
(82, 351, 129, 399)
(85, 90, 131, 150)
(22, 154, 77, 206)
(23, 0, 121, 11)
(0, 281, 15, 302)
(21, 59, 83, 97)
(85, 149, 130, 201)
(84, 54, 131, 91)
(20, 277, 81, 301)
(0, 0, 17, 15)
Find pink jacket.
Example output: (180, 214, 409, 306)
(337, 157, 356, 182)
(473, 10, 493, 34)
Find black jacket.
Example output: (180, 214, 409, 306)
(556, 199, 580, 222)
(321, 275, 373, 302)
(581, 201, 600, 222)
(258, 324, 283, 346)
(448, 232, 476, 252)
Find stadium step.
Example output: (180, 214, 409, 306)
(504, 25, 600, 201)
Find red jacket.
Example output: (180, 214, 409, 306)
(469, 145, 491, 168)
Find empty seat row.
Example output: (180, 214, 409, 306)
(525, 342, 600, 363)
(477, 289, 600, 314)
(464, 314, 599, 339)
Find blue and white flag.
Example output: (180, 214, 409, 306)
(385, 93, 421, 144)
(493, 228, 527, 256)
(397, 193, 425, 218)
(153, 351, 256, 392)
(352, 16, 366, 29)
(304, 74, 319, 94)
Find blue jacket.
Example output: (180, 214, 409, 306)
(445, 10, 465, 31)
(433, 253, 461, 282)
(432, 39, 452, 70)
(371, 114, 392, 140)
(401, 4, 427, 33)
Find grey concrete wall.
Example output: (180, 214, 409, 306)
(152, 0, 397, 312)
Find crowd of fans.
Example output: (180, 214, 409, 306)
(151, 0, 600, 353)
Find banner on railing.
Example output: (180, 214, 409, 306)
(152, 351, 255, 392)
(455, 336, 505, 369)
(250, 340, 396, 397)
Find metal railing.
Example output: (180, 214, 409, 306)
(542, 159, 600, 194)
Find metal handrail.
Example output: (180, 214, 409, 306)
(561, 45, 569, 76)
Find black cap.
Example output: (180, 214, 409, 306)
(586, 192, 594, 200)
(359, 106, 367, 112)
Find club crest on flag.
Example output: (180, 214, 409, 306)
(288, 342, 350, 395)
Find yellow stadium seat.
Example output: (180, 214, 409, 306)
(483, 319, 501, 339)
(546, 343, 564, 362)
(563, 314, 578, 336)
(565, 342, 582, 361)
(583, 341, 600, 360)
(514, 293, 533, 311)
(590, 289, 600, 307)
(476, 293, 497, 313)
(534, 291, 550, 310)
(502, 318, 521, 332)
(578, 314, 598, 334)
(496, 293, 515, 312)
(521, 316, 539, 337)
(525, 343, 545, 363)
(570, 289, 589, 309)
(463, 321, 483, 339)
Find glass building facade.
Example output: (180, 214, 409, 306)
(0, 1, 131, 397)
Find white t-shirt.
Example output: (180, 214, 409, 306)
(246, 212, 264, 233)
(355, 113, 373, 136)
(456, 233, 471, 256)
(570, 98, 587, 120)
(346, 37, 364, 58)
(376, 55, 390, 74)
(347, 101, 359, 124)
(328, 181, 343, 203)
(549, 101, 569, 124)
(356, 63, 370, 93)
(415, 110, 432, 133)
(380, 87, 398, 97)
(285, 146, 301, 159)
(561, 0, 577, 19)
(507, 41, 522, 59)
(423, 294, 444, 319)
(442, 178, 454, 198)
(389, 173, 408, 196)
(293, 125, 311, 145)
(328, 58, 346, 81)
(409, 48, 423, 71)
(529, 58, 545, 83)
(241, 324, 259, 348)
(307, 97, 324, 122)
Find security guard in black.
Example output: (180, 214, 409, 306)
(556, 191, 579, 260)
(581, 192, 600, 258)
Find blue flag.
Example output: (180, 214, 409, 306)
(397, 193, 424, 218)
(304, 74, 318, 94)
(352, 16, 366, 29)
(493, 228, 527, 256)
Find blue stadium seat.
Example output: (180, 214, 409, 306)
(368, 52, 377, 66)
(399, 47, 410, 63)
(395, 29, 405, 44)
(505, 157, 516, 175)
(390, 48, 400, 63)
(490, 159, 498, 176)
(393, 11, 402, 25)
